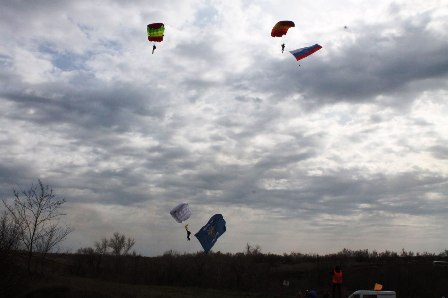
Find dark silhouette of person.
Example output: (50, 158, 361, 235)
(186, 230, 191, 240)
(152, 44, 156, 54)
(185, 224, 191, 241)
(331, 266, 343, 298)
(281, 43, 285, 53)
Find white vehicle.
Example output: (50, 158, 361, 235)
(347, 290, 396, 298)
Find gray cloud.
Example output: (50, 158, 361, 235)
(227, 13, 448, 109)
(1, 0, 447, 256)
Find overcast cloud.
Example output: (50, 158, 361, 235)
(1, 0, 447, 256)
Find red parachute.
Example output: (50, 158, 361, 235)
(271, 21, 295, 37)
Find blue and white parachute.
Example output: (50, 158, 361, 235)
(170, 203, 191, 223)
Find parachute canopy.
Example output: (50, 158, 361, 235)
(271, 21, 295, 37)
(289, 44, 322, 61)
(170, 203, 191, 223)
(195, 214, 226, 254)
(147, 23, 165, 42)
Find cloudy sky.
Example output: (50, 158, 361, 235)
(1, 0, 447, 257)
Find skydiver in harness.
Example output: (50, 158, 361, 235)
(152, 44, 156, 54)
(281, 43, 285, 53)
(185, 224, 191, 241)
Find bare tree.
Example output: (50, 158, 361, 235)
(123, 237, 136, 255)
(0, 211, 22, 253)
(94, 238, 109, 255)
(108, 232, 135, 256)
(77, 247, 95, 255)
(2, 179, 72, 273)
(245, 243, 262, 255)
(109, 232, 125, 255)
(0, 211, 23, 298)
(35, 221, 72, 255)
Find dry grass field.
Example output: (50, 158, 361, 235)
(20, 276, 272, 298)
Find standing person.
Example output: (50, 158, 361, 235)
(331, 266, 343, 298)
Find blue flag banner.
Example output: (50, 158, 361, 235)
(195, 214, 226, 253)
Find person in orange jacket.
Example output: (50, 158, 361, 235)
(331, 265, 343, 298)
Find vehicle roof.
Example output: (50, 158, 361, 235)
(350, 290, 396, 295)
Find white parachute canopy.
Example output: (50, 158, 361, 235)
(170, 203, 191, 223)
